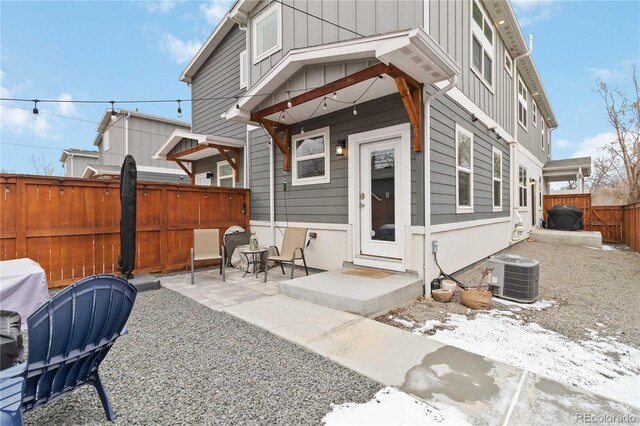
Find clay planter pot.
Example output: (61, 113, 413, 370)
(441, 279, 458, 293)
(459, 288, 492, 310)
(432, 289, 454, 303)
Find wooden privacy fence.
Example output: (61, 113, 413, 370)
(543, 194, 640, 250)
(0, 174, 250, 287)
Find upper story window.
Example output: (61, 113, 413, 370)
(504, 49, 513, 77)
(103, 132, 110, 151)
(518, 77, 528, 129)
(492, 147, 503, 211)
(217, 161, 235, 187)
(252, 2, 281, 63)
(547, 126, 551, 157)
(471, 1, 494, 88)
(292, 127, 330, 186)
(518, 165, 528, 208)
(239, 50, 248, 88)
(532, 101, 538, 127)
(456, 124, 474, 213)
(541, 121, 545, 151)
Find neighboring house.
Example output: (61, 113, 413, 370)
(59, 149, 99, 177)
(543, 157, 592, 194)
(155, 0, 585, 279)
(79, 109, 192, 183)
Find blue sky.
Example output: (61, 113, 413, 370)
(1, 0, 638, 174)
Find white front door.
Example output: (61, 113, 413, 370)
(359, 138, 404, 259)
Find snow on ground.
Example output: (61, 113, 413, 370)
(413, 319, 442, 334)
(414, 311, 640, 408)
(389, 316, 415, 328)
(322, 387, 471, 426)
(491, 298, 556, 310)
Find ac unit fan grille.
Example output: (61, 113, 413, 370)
(503, 264, 539, 301)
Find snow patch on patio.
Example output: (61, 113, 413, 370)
(322, 387, 471, 426)
(413, 319, 442, 334)
(389, 316, 415, 328)
(492, 298, 556, 310)
(416, 311, 640, 408)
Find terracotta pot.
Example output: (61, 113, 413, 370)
(432, 289, 453, 303)
(441, 279, 458, 293)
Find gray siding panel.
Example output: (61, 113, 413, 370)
(100, 116, 126, 166)
(249, 94, 422, 225)
(191, 24, 247, 140)
(249, 0, 423, 87)
(430, 93, 511, 225)
(127, 116, 188, 169)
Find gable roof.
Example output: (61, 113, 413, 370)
(153, 129, 245, 160)
(180, 0, 259, 83)
(60, 148, 99, 162)
(93, 109, 191, 146)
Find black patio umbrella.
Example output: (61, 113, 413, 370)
(118, 155, 137, 279)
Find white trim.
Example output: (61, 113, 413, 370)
(470, 0, 495, 90)
(433, 82, 513, 141)
(517, 142, 545, 169)
(352, 256, 406, 273)
(492, 147, 503, 212)
(217, 160, 236, 187)
(103, 131, 110, 152)
(252, 2, 282, 64)
(239, 49, 248, 89)
(455, 124, 474, 214)
(291, 126, 330, 186)
(518, 164, 528, 209)
(250, 220, 351, 232)
(541, 121, 545, 152)
(348, 123, 411, 268)
(153, 129, 244, 159)
(137, 165, 188, 175)
(532, 101, 538, 128)
(504, 48, 513, 77)
(195, 172, 211, 186)
(431, 216, 510, 234)
(517, 75, 528, 131)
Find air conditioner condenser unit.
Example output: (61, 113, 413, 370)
(488, 254, 539, 303)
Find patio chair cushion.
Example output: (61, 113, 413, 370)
(193, 229, 222, 261)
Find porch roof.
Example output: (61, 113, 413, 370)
(153, 129, 245, 162)
(224, 27, 460, 125)
(543, 157, 592, 182)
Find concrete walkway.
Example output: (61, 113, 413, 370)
(223, 295, 639, 425)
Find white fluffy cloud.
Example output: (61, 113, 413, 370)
(199, 0, 233, 24)
(145, 0, 177, 14)
(1, 104, 52, 138)
(512, 0, 561, 27)
(57, 93, 77, 115)
(160, 34, 202, 64)
(571, 132, 616, 160)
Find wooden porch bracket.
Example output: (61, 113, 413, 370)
(394, 76, 423, 152)
(175, 160, 194, 184)
(215, 145, 241, 183)
(260, 119, 291, 172)
(167, 143, 241, 183)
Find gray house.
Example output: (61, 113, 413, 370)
(156, 0, 583, 279)
(60, 149, 99, 178)
(78, 109, 192, 183)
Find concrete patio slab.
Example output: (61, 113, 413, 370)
(280, 268, 424, 317)
(529, 228, 602, 248)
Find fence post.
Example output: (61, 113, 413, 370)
(160, 186, 168, 273)
(15, 178, 27, 258)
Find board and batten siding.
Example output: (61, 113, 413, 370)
(191, 24, 247, 140)
(99, 117, 126, 166)
(428, 0, 514, 137)
(127, 116, 189, 169)
(248, 0, 423, 87)
(250, 94, 423, 225)
(516, 74, 551, 164)
(430, 90, 511, 226)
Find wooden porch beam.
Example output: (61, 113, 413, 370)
(251, 62, 392, 122)
(260, 119, 291, 171)
(167, 143, 210, 161)
(394, 76, 423, 152)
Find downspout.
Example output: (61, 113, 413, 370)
(423, 75, 458, 291)
(124, 111, 131, 156)
(510, 34, 533, 242)
(269, 137, 275, 246)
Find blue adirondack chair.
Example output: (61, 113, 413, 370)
(0, 275, 137, 425)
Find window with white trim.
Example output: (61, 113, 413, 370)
(541, 121, 545, 151)
(518, 165, 528, 208)
(471, 1, 494, 87)
(518, 77, 528, 129)
(103, 132, 110, 151)
(252, 2, 281, 63)
(504, 49, 513, 77)
(217, 161, 235, 188)
(532, 101, 538, 127)
(492, 147, 502, 211)
(547, 127, 551, 157)
(239, 50, 248, 88)
(456, 124, 474, 213)
(195, 172, 211, 186)
(292, 127, 330, 186)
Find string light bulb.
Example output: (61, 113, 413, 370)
(32, 99, 39, 120)
(280, 111, 286, 122)
(352, 102, 358, 116)
(176, 100, 182, 118)
(287, 92, 292, 108)
(110, 101, 117, 122)
(332, 90, 337, 100)
(323, 98, 327, 110)
(301, 124, 305, 135)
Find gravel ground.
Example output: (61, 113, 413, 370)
(378, 240, 640, 347)
(24, 288, 380, 425)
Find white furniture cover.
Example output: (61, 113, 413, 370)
(0, 258, 50, 329)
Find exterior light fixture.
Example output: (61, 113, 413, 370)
(236, 97, 240, 109)
(110, 101, 117, 121)
(32, 99, 39, 120)
(177, 100, 182, 118)
(336, 139, 347, 157)
(352, 102, 357, 116)
(498, 20, 505, 25)
(471, 114, 478, 122)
